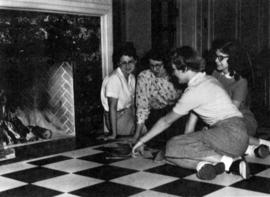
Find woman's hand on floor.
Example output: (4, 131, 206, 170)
(132, 141, 145, 157)
(104, 135, 117, 141)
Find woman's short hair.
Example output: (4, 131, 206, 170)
(171, 46, 205, 72)
(139, 47, 171, 73)
(145, 47, 168, 63)
(113, 42, 138, 65)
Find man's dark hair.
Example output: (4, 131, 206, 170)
(171, 46, 205, 72)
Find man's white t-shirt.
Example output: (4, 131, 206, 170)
(173, 72, 242, 126)
(101, 67, 135, 112)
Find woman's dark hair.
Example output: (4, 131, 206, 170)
(171, 46, 205, 72)
(217, 40, 254, 84)
(138, 47, 170, 73)
(146, 48, 167, 62)
(113, 42, 138, 66)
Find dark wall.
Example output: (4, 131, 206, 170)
(211, 0, 269, 57)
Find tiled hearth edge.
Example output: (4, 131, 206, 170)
(0, 137, 76, 165)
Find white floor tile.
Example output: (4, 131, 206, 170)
(61, 147, 102, 158)
(43, 159, 102, 173)
(204, 187, 270, 197)
(130, 190, 179, 197)
(256, 168, 270, 178)
(90, 142, 115, 149)
(111, 171, 178, 190)
(111, 157, 164, 171)
(0, 176, 27, 192)
(184, 172, 243, 186)
(0, 162, 36, 175)
(33, 174, 103, 192)
(26, 154, 63, 162)
(54, 193, 80, 197)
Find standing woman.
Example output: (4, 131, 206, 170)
(100, 44, 137, 140)
(213, 41, 270, 157)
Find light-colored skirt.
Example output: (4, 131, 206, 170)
(104, 106, 135, 136)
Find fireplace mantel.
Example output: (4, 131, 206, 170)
(0, 0, 113, 77)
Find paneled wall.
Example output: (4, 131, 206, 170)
(175, 0, 270, 111)
(114, 0, 269, 58)
(212, 0, 238, 42)
(176, 0, 269, 56)
(176, 0, 197, 49)
(114, 0, 151, 57)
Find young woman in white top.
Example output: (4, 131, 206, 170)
(101, 44, 137, 140)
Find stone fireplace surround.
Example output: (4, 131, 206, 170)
(0, 0, 113, 160)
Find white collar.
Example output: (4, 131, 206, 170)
(188, 72, 206, 86)
(117, 67, 124, 77)
(221, 72, 234, 79)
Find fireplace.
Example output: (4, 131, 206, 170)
(0, 0, 113, 153)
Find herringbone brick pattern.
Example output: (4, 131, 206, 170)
(48, 62, 75, 135)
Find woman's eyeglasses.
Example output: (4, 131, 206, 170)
(216, 55, 229, 62)
(119, 60, 136, 66)
(150, 63, 163, 68)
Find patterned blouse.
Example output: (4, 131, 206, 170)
(136, 69, 181, 124)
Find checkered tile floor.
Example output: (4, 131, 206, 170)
(0, 142, 270, 197)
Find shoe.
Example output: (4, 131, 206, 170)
(196, 163, 217, 180)
(214, 162, 225, 175)
(153, 150, 165, 162)
(229, 158, 250, 179)
(0, 148, 16, 161)
(254, 145, 270, 158)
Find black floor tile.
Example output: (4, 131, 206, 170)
(152, 179, 224, 197)
(231, 176, 270, 194)
(70, 181, 144, 197)
(75, 165, 138, 180)
(249, 162, 270, 175)
(2, 167, 67, 183)
(28, 155, 72, 166)
(78, 152, 128, 164)
(146, 164, 195, 178)
(0, 184, 62, 197)
(94, 146, 119, 152)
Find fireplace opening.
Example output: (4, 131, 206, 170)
(0, 10, 103, 148)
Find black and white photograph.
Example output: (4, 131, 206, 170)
(0, 0, 270, 196)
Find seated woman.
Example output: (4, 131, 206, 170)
(213, 40, 270, 158)
(133, 47, 250, 180)
(100, 44, 137, 140)
(134, 48, 183, 146)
